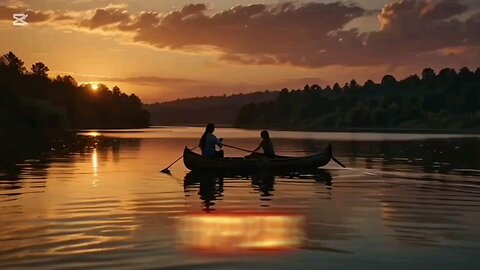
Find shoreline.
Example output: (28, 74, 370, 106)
(146, 124, 480, 135)
(260, 127, 480, 135)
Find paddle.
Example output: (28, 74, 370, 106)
(223, 144, 251, 153)
(331, 156, 346, 168)
(161, 146, 197, 174)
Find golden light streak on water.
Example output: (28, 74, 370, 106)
(92, 148, 99, 183)
(86, 131, 101, 137)
(176, 214, 305, 251)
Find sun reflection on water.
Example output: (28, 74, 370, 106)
(87, 131, 101, 137)
(92, 148, 99, 185)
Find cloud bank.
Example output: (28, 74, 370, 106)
(1, 0, 479, 68)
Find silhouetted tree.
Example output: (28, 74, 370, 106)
(422, 68, 436, 80)
(0, 51, 26, 74)
(381, 75, 397, 86)
(31, 62, 49, 77)
(459, 67, 474, 81)
(438, 68, 456, 78)
(364, 80, 375, 88)
(112, 86, 121, 96)
(405, 74, 420, 82)
(350, 79, 358, 88)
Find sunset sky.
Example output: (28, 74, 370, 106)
(1, 0, 479, 102)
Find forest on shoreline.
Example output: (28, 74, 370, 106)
(236, 67, 480, 132)
(0, 51, 150, 156)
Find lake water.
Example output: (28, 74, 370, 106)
(1, 127, 480, 269)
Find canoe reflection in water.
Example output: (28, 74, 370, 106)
(180, 170, 333, 251)
(184, 172, 224, 213)
(183, 169, 333, 212)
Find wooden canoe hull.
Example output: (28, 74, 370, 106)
(183, 144, 332, 172)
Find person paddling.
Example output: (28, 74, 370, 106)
(199, 123, 224, 158)
(251, 130, 275, 158)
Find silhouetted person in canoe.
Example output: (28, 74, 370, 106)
(199, 123, 224, 158)
(252, 130, 275, 158)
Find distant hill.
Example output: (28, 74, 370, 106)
(145, 91, 278, 125)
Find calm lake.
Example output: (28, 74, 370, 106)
(1, 127, 480, 269)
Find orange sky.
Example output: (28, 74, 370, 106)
(1, 0, 479, 102)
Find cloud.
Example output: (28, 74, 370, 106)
(421, 0, 469, 20)
(79, 7, 131, 29)
(366, 0, 480, 65)
(416, 45, 480, 67)
(101, 75, 201, 85)
(127, 2, 366, 55)
(119, 10, 160, 31)
(379, 0, 469, 30)
(73, 74, 201, 85)
(78, 0, 478, 68)
(379, 0, 468, 30)
(2, 1, 480, 70)
(0, 5, 52, 22)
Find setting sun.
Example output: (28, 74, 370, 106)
(91, 83, 99, 91)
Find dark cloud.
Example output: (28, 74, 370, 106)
(106, 0, 478, 68)
(52, 14, 75, 21)
(379, 0, 469, 30)
(420, 0, 469, 21)
(118, 11, 160, 31)
(137, 2, 366, 54)
(3, 1, 480, 69)
(367, 0, 480, 66)
(80, 7, 131, 29)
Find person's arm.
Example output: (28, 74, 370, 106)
(213, 135, 223, 147)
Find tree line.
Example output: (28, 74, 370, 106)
(0, 51, 150, 132)
(235, 67, 480, 131)
(0, 51, 150, 155)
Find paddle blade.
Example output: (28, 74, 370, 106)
(161, 168, 172, 175)
(332, 156, 346, 168)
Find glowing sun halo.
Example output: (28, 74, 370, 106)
(91, 84, 99, 91)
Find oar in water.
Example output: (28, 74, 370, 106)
(331, 156, 346, 168)
(161, 146, 198, 174)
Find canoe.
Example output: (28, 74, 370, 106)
(183, 144, 332, 172)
